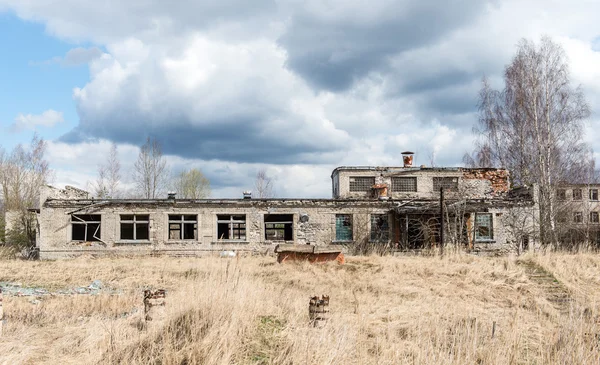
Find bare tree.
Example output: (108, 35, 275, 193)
(0, 134, 51, 248)
(254, 169, 274, 198)
(93, 143, 121, 198)
(133, 137, 169, 199)
(172, 168, 211, 199)
(469, 37, 591, 246)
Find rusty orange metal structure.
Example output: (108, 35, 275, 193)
(275, 244, 345, 264)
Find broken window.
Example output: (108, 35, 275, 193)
(264, 214, 293, 241)
(71, 214, 101, 241)
(574, 212, 583, 223)
(591, 212, 599, 224)
(556, 189, 566, 201)
(349, 177, 375, 192)
(573, 189, 582, 200)
(168, 215, 197, 240)
(120, 215, 150, 241)
(335, 214, 353, 241)
(474, 213, 493, 242)
(370, 214, 390, 242)
(217, 215, 246, 241)
(590, 189, 598, 201)
(391, 177, 417, 192)
(433, 177, 458, 192)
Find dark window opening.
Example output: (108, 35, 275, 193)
(217, 215, 246, 240)
(71, 214, 101, 241)
(475, 213, 493, 241)
(120, 214, 150, 241)
(349, 177, 375, 192)
(590, 212, 599, 223)
(590, 189, 598, 201)
(391, 177, 417, 192)
(370, 214, 390, 242)
(556, 189, 566, 200)
(335, 214, 353, 241)
(433, 177, 458, 192)
(168, 215, 197, 240)
(264, 214, 293, 241)
(574, 212, 583, 223)
(573, 189, 582, 200)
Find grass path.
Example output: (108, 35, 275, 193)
(517, 259, 574, 315)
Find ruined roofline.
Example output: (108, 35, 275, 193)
(42, 196, 532, 209)
(330, 166, 508, 178)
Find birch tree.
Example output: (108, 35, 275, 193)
(254, 169, 274, 198)
(0, 134, 51, 247)
(172, 168, 211, 199)
(93, 143, 121, 198)
(133, 137, 169, 199)
(468, 37, 591, 246)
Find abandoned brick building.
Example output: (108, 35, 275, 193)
(32, 152, 537, 259)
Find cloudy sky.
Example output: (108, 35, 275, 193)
(1, 0, 600, 198)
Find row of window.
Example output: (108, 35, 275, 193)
(71, 212, 494, 243)
(348, 176, 458, 193)
(572, 211, 600, 223)
(70, 213, 393, 243)
(556, 188, 599, 201)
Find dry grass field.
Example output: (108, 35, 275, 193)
(1, 251, 600, 364)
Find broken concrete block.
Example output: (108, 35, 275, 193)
(144, 289, 166, 322)
(309, 295, 330, 328)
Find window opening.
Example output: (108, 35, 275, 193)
(168, 215, 197, 240)
(349, 177, 375, 192)
(474, 213, 493, 241)
(335, 214, 353, 241)
(264, 214, 293, 241)
(370, 214, 390, 242)
(433, 177, 458, 191)
(391, 177, 417, 192)
(217, 215, 246, 240)
(120, 214, 149, 240)
(71, 214, 101, 241)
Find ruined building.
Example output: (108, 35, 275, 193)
(33, 152, 537, 259)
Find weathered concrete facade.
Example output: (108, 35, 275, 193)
(36, 165, 536, 259)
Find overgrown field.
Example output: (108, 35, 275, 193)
(1, 252, 600, 364)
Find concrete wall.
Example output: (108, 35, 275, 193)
(38, 198, 395, 259)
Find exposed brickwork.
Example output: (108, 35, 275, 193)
(461, 169, 510, 194)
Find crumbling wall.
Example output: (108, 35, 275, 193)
(461, 169, 510, 195)
(38, 199, 395, 259)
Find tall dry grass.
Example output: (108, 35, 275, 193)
(0, 252, 598, 364)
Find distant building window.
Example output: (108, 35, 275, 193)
(591, 189, 599, 201)
(574, 212, 583, 223)
(370, 214, 389, 242)
(433, 177, 458, 192)
(168, 215, 197, 240)
(591, 212, 599, 224)
(71, 214, 101, 241)
(573, 189, 582, 200)
(264, 214, 293, 241)
(391, 177, 417, 192)
(120, 215, 149, 241)
(474, 213, 493, 241)
(556, 189, 566, 201)
(349, 177, 375, 192)
(217, 215, 246, 241)
(335, 214, 353, 241)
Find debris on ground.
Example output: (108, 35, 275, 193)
(0, 280, 120, 297)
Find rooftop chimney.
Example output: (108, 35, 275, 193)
(167, 192, 176, 200)
(243, 191, 252, 199)
(401, 151, 414, 168)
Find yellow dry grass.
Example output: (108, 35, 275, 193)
(0, 252, 599, 364)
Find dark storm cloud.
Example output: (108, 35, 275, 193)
(60, 114, 342, 164)
(278, 0, 491, 91)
